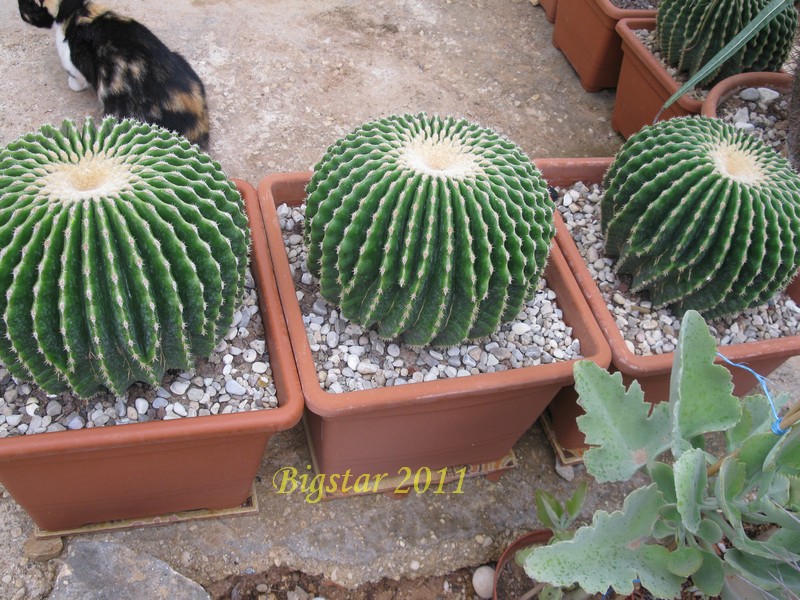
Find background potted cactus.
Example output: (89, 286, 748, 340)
(612, 0, 797, 138)
(260, 113, 611, 479)
(0, 118, 303, 531)
(525, 310, 800, 599)
(537, 118, 800, 456)
(552, 0, 657, 92)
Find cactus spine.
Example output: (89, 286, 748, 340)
(657, 0, 797, 86)
(305, 114, 555, 346)
(601, 116, 800, 319)
(0, 118, 250, 398)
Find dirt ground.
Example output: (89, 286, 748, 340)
(1, 0, 798, 599)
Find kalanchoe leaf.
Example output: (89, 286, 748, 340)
(691, 550, 725, 597)
(696, 519, 723, 544)
(574, 361, 671, 482)
(724, 548, 800, 592)
(649, 462, 678, 503)
(524, 485, 685, 598)
(765, 425, 800, 476)
(727, 393, 791, 452)
(669, 311, 741, 456)
(716, 456, 746, 526)
(738, 432, 782, 483)
(673, 448, 708, 534)
(664, 547, 704, 577)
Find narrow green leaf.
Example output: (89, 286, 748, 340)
(535, 489, 563, 531)
(574, 361, 672, 482)
(565, 482, 588, 521)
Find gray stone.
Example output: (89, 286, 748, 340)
(738, 87, 760, 102)
(46, 540, 210, 600)
(757, 87, 780, 103)
(170, 379, 191, 396)
(226, 379, 247, 396)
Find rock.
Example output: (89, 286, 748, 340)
(134, 398, 149, 415)
(738, 87, 760, 102)
(187, 388, 206, 403)
(170, 379, 191, 396)
(226, 379, 247, 396)
(23, 536, 63, 561)
(757, 87, 780, 103)
(47, 540, 210, 600)
(472, 565, 495, 599)
(511, 322, 531, 335)
(252, 361, 268, 374)
(732, 106, 750, 124)
(45, 400, 63, 417)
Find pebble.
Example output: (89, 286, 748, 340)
(225, 379, 247, 396)
(739, 87, 760, 102)
(0, 266, 277, 438)
(472, 565, 495, 599)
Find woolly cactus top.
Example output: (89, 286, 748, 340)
(304, 114, 555, 347)
(602, 116, 800, 319)
(0, 118, 250, 398)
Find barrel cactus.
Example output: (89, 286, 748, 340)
(602, 116, 800, 318)
(657, 0, 797, 86)
(304, 113, 555, 347)
(0, 118, 250, 398)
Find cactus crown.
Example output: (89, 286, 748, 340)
(304, 113, 555, 347)
(0, 118, 250, 399)
(657, 0, 797, 86)
(601, 116, 800, 319)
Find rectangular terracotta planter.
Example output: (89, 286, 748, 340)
(258, 172, 611, 478)
(553, 0, 656, 92)
(612, 18, 702, 138)
(538, 157, 800, 453)
(540, 0, 559, 23)
(0, 180, 305, 531)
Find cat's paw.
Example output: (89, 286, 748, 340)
(68, 75, 90, 92)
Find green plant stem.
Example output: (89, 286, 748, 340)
(519, 582, 546, 600)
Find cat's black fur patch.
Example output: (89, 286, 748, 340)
(19, 0, 210, 148)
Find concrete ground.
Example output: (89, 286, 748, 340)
(0, 0, 798, 598)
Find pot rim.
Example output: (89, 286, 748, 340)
(701, 71, 794, 118)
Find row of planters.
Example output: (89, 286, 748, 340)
(0, 110, 798, 596)
(544, 0, 798, 139)
(1, 22, 799, 597)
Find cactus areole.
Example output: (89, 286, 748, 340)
(0, 118, 250, 398)
(304, 114, 555, 347)
(602, 117, 800, 319)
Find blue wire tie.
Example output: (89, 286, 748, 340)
(716, 352, 787, 435)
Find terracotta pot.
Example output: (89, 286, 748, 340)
(258, 172, 611, 478)
(538, 157, 800, 454)
(493, 529, 553, 600)
(0, 180, 305, 531)
(612, 18, 703, 138)
(553, 0, 656, 92)
(701, 71, 794, 118)
(540, 0, 559, 24)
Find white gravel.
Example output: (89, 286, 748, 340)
(279, 203, 582, 393)
(556, 184, 800, 356)
(0, 267, 277, 438)
(717, 86, 789, 156)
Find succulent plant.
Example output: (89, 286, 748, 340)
(601, 116, 800, 319)
(0, 118, 250, 398)
(657, 0, 797, 86)
(304, 113, 555, 347)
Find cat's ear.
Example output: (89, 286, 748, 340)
(18, 0, 55, 28)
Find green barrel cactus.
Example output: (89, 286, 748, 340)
(304, 113, 555, 347)
(0, 118, 250, 398)
(602, 116, 800, 319)
(657, 0, 797, 86)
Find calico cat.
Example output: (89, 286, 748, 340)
(19, 0, 210, 148)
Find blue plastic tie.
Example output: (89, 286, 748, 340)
(716, 352, 787, 435)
